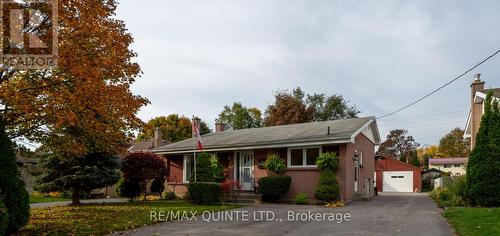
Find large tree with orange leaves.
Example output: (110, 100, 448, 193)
(0, 0, 148, 206)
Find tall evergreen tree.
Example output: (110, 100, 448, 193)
(36, 152, 121, 205)
(466, 92, 500, 206)
(0, 119, 30, 234)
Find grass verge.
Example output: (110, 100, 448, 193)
(444, 207, 500, 236)
(30, 195, 70, 203)
(21, 201, 239, 235)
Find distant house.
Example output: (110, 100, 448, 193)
(153, 117, 381, 202)
(128, 128, 170, 153)
(428, 157, 468, 176)
(16, 152, 40, 194)
(464, 73, 500, 149)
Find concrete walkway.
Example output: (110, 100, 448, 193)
(30, 198, 128, 208)
(111, 193, 452, 236)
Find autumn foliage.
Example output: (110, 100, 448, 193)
(0, 0, 149, 208)
(121, 153, 167, 201)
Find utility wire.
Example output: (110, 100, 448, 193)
(377, 48, 500, 119)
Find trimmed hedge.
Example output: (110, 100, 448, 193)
(314, 169, 340, 202)
(0, 198, 8, 236)
(258, 175, 291, 202)
(188, 182, 221, 205)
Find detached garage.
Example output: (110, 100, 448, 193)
(375, 155, 421, 193)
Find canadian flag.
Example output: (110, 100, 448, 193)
(192, 118, 203, 150)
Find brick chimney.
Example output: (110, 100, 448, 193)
(153, 127, 163, 148)
(470, 73, 485, 148)
(215, 123, 226, 132)
(192, 117, 201, 137)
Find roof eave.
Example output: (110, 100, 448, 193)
(154, 137, 352, 155)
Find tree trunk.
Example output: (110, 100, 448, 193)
(143, 180, 147, 201)
(72, 188, 81, 205)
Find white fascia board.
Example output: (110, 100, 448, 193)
(350, 119, 379, 144)
(464, 110, 471, 136)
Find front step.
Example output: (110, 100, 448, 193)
(223, 192, 261, 204)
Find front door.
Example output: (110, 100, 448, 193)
(238, 151, 254, 191)
(354, 160, 359, 192)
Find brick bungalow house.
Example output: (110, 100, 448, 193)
(464, 73, 500, 149)
(152, 116, 380, 202)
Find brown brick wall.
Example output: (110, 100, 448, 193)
(470, 80, 485, 148)
(356, 133, 376, 196)
(162, 134, 376, 202)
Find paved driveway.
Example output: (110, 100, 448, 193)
(112, 194, 452, 236)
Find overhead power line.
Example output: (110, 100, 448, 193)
(377, 48, 500, 119)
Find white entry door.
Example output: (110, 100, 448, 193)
(238, 151, 254, 191)
(383, 171, 413, 192)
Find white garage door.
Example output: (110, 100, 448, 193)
(383, 171, 413, 192)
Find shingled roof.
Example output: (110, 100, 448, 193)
(153, 116, 379, 154)
(429, 157, 468, 165)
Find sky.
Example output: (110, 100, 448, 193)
(115, 0, 500, 146)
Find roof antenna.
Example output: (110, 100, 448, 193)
(327, 126, 330, 135)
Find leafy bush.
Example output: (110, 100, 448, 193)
(210, 154, 224, 182)
(150, 178, 165, 199)
(264, 153, 286, 175)
(0, 198, 8, 236)
(188, 182, 221, 205)
(429, 188, 440, 201)
(316, 152, 339, 172)
(221, 179, 240, 194)
(435, 188, 452, 208)
(121, 152, 167, 200)
(162, 192, 177, 201)
(0, 120, 30, 234)
(116, 177, 142, 201)
(295, 192, 309, 205)
(258, 176, 291, 202)
(431, 176, 468, 208)
(314, 169, 340, 202)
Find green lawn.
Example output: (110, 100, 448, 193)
(21, 201, 238, 235)
(29, 195, 69, 203)
(444, 207, 500, 236)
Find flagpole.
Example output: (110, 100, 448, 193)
(193, 116, 197, 183)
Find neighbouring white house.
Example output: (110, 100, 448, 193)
(428, 157, 468, 176)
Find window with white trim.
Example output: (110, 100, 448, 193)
(287, 146, 322, 167)
(183, 154, 194, 183)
